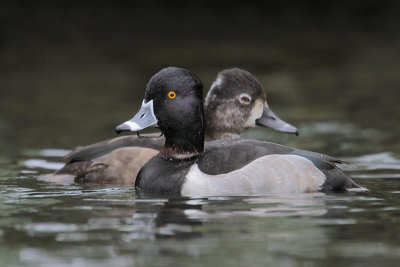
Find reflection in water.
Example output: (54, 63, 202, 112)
(344, 152, 400, 179)
(346, 152, 400, 171)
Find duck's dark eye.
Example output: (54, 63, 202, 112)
(240, 95, 251, 103)
(241, 96, 250, 102)
(168, 91, 176, 99)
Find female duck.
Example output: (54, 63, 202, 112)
(48, 68, 298, 185)
(117, 67, 363, 196)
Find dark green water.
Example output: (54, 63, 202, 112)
(1, 2, 400, 266)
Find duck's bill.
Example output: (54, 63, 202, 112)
(256, 105, 299, 135)
(115, 99, 158, 133)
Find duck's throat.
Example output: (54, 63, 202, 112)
(160, 130, 204, 159)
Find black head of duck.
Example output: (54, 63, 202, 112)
(117, 67, 205, 158)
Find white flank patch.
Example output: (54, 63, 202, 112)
(181, 155, 326, 196)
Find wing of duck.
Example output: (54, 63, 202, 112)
(65, 133, 164, 162)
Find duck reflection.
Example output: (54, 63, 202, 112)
(128, 193, 329, 240)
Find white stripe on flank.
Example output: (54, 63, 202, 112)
(181, 155, 326, 196)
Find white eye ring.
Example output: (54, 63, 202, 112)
(239, 93, 252, 104)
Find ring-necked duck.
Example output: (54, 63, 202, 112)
(46, 68, 298, 185)
(117, 67, 364, 196)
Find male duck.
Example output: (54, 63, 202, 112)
(48, 68, 298, 185)
(116, 67, 363, 196)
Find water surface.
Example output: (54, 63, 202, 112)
(0, 135, 399, 266)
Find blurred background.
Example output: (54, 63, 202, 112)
(1, 0, 399, 157)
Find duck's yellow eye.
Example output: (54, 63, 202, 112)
(168, 91, 176, 99)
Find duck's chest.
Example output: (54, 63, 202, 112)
(135, 156, 197, 195)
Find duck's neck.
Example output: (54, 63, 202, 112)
(159, 120, 204, 159)
(204, 105, 242, 141)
